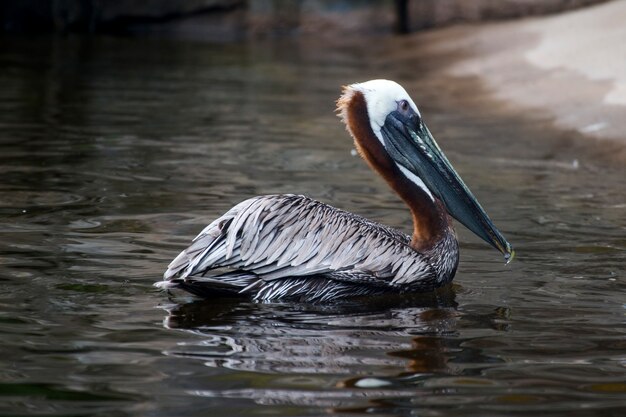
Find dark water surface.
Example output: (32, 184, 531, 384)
(0, 35, 624, 417)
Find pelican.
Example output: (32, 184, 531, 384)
(155, 79, 513, 302)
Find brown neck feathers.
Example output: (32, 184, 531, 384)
(337, 89, 449, 251)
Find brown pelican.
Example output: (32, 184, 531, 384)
(155, 79, 513, 302)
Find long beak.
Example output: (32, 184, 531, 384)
(381, 111, 514, 263)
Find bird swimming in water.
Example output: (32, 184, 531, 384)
(155, 79, 513, 302)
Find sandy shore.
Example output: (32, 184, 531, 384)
(414, 0, 626, 146)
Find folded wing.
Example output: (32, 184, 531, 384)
(159, 194, 435, 301)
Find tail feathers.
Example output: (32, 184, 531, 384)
(163, 217, 233, 280)
(167, 279, 245, 298)
(155, 272, 260, 298)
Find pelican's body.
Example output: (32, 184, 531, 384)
(156, 80, 513, 302)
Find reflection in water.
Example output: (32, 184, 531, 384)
(163, 289, 457, 375)
(0, 34, 624, 417)
(161, 290, 461, 410)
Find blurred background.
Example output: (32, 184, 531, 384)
(0, 0, 611, 38)
(2, 0, 624, 143)
(1, 1, 624, 417)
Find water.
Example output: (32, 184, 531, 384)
(0, 35, 624, 417)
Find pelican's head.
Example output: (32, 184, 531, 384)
(338, 79, 514, 262)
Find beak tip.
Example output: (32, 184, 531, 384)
(503, 246, 515, 264)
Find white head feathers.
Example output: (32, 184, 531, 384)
(347, 79, 420, 143)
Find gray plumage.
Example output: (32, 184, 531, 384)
(156, 194, 458, 302)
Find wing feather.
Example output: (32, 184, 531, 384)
(161, 194, 435, 295)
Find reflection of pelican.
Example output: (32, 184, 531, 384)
(156, 80, 513, 302)
(161, 290, 457, 376)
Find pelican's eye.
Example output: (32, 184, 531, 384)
(398, 99, 410, 113)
